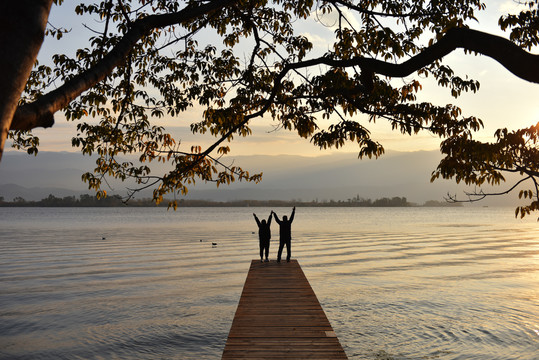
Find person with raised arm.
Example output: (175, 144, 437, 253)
(272, 207, 295, 263)
(253, 212, 272, 262)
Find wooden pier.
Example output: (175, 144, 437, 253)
(222, 259, 348, 359)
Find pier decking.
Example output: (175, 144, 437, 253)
(222, 259, 348, 359)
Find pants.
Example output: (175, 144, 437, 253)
(259, 239, 269, 259)
(277, 239, 291, 262)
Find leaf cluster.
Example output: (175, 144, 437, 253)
(432, 122, 539, 219)
(11, 0, 539, 216)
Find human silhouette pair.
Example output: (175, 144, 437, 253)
(253, 207, 295, 263)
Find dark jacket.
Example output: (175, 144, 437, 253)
(254, 214, 272, 242)
(273, 208, 295, 241)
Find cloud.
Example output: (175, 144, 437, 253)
(301, 32, 332, 52)
(498, 0, 528, 14)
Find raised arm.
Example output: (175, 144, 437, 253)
(267, 212, 273, 226)
(289, 207, 296, 223)
(272, 211, 282, 224)
(253, 213, 261, 227)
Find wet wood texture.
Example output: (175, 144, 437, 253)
(222, 259, 348, 359)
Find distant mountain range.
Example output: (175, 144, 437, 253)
(0, 150, 520, 206)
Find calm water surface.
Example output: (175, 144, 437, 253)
(0, 207, 538, 359)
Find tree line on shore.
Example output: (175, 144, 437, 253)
(0, 194, 461, 208)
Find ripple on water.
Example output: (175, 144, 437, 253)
(0, 207, 538, 360)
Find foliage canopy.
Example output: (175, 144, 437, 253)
(3, 0, 539, 215)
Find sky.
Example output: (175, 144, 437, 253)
(6, 0, 539, 158)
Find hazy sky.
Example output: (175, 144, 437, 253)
(8, 0, 539, 158)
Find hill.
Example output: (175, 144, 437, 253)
(0, 150, 517, 206)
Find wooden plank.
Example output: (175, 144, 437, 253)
(222, 260, 348, 359)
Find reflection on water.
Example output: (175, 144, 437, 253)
(0, 207, 538, 359)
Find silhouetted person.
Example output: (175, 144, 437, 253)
(253, 212, 272, 262)
(272, 207, 295, 263)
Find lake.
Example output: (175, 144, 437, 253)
(0, 206, 538, 359)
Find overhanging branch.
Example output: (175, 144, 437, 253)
(10, 0, 237, 131)
(445, 175, 532, 205)
(11, 19, 539, 133)
(281, 27, 539, 89)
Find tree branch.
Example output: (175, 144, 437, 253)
(116, 25, 539, 194)
(280, 27, 539, 89)
(10, 0, 237, 131)
(0, 0, 53, 160)
(328, 0, 437, 18)
(446, 175, 533, 203)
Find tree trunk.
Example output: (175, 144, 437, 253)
(0, 0, 52, 161)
